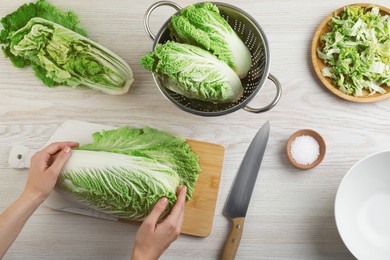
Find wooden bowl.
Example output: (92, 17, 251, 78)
(311, 3, 390, 103)
(286, 129, 326, 170)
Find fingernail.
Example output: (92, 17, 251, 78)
(63, 146, 71, 153)
(160, 197, 168, 205)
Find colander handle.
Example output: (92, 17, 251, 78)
(243, 73, 282, 113)
(144, 1, 182, 40)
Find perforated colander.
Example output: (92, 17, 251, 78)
(144, 1, 282, 116)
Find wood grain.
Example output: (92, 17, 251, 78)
(181, 140, 225, 237)
(221, 217, 245, 260)
(119, 139, 224, 237)
(2, 0, 390, 259)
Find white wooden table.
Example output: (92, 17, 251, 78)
(1, 0, 388, 259)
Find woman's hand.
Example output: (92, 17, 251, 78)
(132, 186, 187, 260)
(23, 141, 79, 203)
(0, 141, 79, 258)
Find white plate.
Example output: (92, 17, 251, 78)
(335, 151, 390, 260)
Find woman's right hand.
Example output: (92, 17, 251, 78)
(131, 186, 187, 260)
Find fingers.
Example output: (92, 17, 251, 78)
(166, 186, 187, 223)
(143, 197, 169, 229)
(40, 142, 79, 155)
(47, 146, 73, 177)
(176, 187, 186, 228)
(33, 142, 79, 169)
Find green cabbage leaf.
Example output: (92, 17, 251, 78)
(317, 6, 390, 96)
(56, 126, 201, 221)
(141, 41, 243, 103)
(169, 2, 251, 79)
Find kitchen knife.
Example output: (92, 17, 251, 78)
(221, 121, 270, 260)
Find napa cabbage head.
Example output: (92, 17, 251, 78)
(0, 0, 133, 94)
(56, 126, 201, 221)
(6, 17, 133, 94)
(141, 41, 243, 103)
(169, 2, 251, 78)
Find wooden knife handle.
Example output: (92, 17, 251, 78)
(221, 217, 245, 260)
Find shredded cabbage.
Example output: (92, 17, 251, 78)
(317, 6, 390, 96)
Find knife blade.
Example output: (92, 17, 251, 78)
(221, 121, 270, 260)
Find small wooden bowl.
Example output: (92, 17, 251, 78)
(286, 129, 326, 170)
(311, 3, 390, 102)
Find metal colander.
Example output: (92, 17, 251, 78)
(144, 1, 282, 116)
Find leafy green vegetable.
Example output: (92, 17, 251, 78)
(56, 126, 201, 220)
(169, 2, 251, 79)
(317, 5, 390, 96)
(0, 0, 133, 95)
(141, 41, 243, 103)
(0, 0, 86, 69)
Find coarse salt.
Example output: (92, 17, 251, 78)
(291, 135, 320, 165)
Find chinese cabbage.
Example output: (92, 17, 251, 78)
(56, 126, 201, 220)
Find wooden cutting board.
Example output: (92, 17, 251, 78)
(9, 120, 224, 237)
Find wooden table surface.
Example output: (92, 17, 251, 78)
(1, 0, 389, 259)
